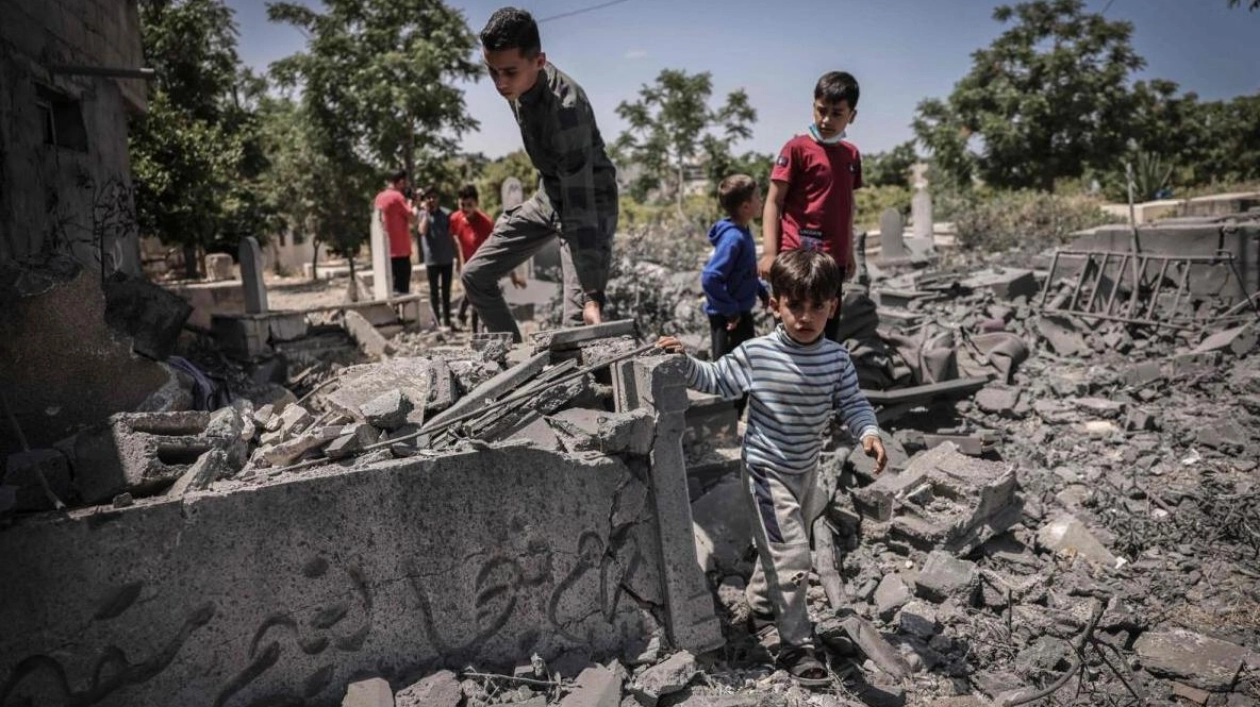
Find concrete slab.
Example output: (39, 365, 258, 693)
(425, 351, 550, 431)
(324, 358, 435, 427)
(852, 442, 1021, 555)
(344, 310, 395, 357)
(0, 447, 665, 707)
(530, 320, 636, 352)
(395, 670, 461, 707)
(1134, 629, 1250, 691)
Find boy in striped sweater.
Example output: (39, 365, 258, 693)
(656, 249, 886, 687)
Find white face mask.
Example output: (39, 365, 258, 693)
(807, 123, 846, 145)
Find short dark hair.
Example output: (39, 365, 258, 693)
(389, 168, 408, 184)
(457, 184, 479, 201)
(718, 174, 757, 217)
(481, 7, 541, 56)
(770, 249, 840, 304)
(421, 184, 439, 198)
(815, 71, 860, 109)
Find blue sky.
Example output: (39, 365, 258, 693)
(226, 0, 1260, 159)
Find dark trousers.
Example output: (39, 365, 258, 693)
(709, 311, 756, 360)
(391, 257, 412, 294)
(427, 264, 453, 326)
(710, 311, 756, 416)
(457, 295, 480, 332)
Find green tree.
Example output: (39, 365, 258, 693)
(1227, 0, 1260, 10)
(130, 0, 271, 277)
(476, 150, 537, 217)
(267, 0, 482, 193)
(863, 141, 918, 188)
(912, 0, 1145, 192)
(614, 69, 756, 214)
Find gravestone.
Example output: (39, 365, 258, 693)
(238, 236, 268, 313)
(501, 177, 524, 211)
(370, 206, 393, 300)
(205, 253, 234, 282)
(879, 208, 906, 260)
(908, 188, 936, 258)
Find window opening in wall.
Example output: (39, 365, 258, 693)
(35, 84, 89, 153)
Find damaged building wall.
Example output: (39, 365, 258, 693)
(0, 447, 667, 707)
(0, 0, 146, 282)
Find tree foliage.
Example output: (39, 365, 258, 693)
(863, 141, 919, 189)
(267, 0, 482, 190)
(913, 0, 1144, 192)
(130, 0, 272, 275)
(614, 69, 756, 210)
(475, 150, 538, 217)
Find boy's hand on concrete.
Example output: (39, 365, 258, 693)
(510, 272, 526, 289)
(757, 254, 775, 280)
(863, 436, 887, 474)
(726, 314, 741, 331)
(655, 336, 685, 354)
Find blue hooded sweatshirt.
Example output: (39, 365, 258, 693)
(702, 218, 768, 317)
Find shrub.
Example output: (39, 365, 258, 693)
(952, 190, 1123, 253)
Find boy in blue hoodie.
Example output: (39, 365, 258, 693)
(703, 174, 769, 361)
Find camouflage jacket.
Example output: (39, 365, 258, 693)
(511, 62, 618, 241)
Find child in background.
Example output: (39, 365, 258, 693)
(702, 174, 768, 362)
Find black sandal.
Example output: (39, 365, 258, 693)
(779, 645, 830, 688)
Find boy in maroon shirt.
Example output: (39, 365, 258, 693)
(758, 71, 862, 342)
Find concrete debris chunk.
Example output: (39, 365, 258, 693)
(975, 387, 1020, 417)
(633, 651, 697, 707)
(325, 358, 433, 426)
(851, 442, 1021, 555)
(427, 350, 550, 431)
(1133, 628, 1250, 691)
(873, 573, 913, 619)
(359, 389, 414, 430)
(343, 309, 396, 357)
(1193, 322, 1256, 357)
(897, 600, 939, 638)
(530, 319, 636, 352)
(558, 663, 625, 707)
(1035, 316, 1086, 356)
(915, 550, 979, 604)
(395, 670, 461, 707)
(326, 423, 380, 460)
(168, 449, 231, 496)
(262, 429, 333, 467)
(1036, 513, 1121, 569)
(341, 676, 394, 707)
(274, 404, 313, 437)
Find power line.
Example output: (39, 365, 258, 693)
(1100, 0, 1117, 14)
(537, 0, 633, 23)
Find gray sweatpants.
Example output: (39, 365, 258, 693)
(461, 194, 616, 342)
(744, 461, 822, 650)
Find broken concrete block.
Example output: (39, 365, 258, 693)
(547, 408, 602, 451)
(633, 651, 696, 707)
(1035, 316, 1086, 356)
(501, 413, 563, 451)
(851, 442, 1021, 555)
(1172, 350, 1221, 375)
(266, 312, 309, 343)
(598, 409, 655, 456)
(530, 319, 636, 352)
(1014, 635, 1071, 677)
(1036, 513, 1120, 569)
(1121, 360, 1165, 387)
(1134, 629, 1250, 691)
(326, 423, 380, 460)
(838, 614, 913, 681)
(341, 677, 394, 707)
(272, 404, 313, 437)
(1124, 409, 1157, 432)
(559, 663, 624, 707)
(262, 430, 333, 466)
(873, 573, 913, 619)
(975, 388, 1020, 417)
(897, 601, 938, 638)
(1171, 681, 1212, 705)
(343, 310, 396, 357)
(915, 551, 979, 604)
(325, 358, 433, 428)
(205, 253, 234, 281)
(65, 411, 232, 504)
(1194, 323, 1257, 357)
(691, 475, 752, 575)
(427, 351, 550, 431)
(1072, 397, 1125, 418)
(102, 271, 194, 361)
(962, 268, 1037, 301)
(360, 389, 413, 430)
(396, 670, 461, 707)
(3, 449, 71, 511)
(168, 449, 231, 496)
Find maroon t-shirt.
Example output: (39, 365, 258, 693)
(770, 134, 863, 267)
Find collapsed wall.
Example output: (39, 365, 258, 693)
(0, 350, 723, 707)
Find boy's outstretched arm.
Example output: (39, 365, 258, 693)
(758, 179, 788, 278)
(653, 335, 751, 401)
(833, 355, 886, 473)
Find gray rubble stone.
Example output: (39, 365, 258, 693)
(1121, 360, 1165, 387)
(342, 677, 393, 707)
(897, 601, 938, 638)
(975, 387, 1020, 417)
(360, 389, 413, 430)
(530, 319, 636, 352)
(168, 449, 232, 496)
(1014, 635, 1071, 677)
(274, 404, 313, 436)
(1124, 409, 1157, 432)
(326, 423, 381, 460)
(915, 551, 979, 604)
(1036, 513, 1120, 569)
(261, 429, 336, 466)
(634, 651, 697, 707)
(873, 573, 913, 619)
(344, 310, 395, 357)
(559, 663, 624, 707)
(1193, 323, 1256, 357)
(396, 670, 461, 707)
(1134, 628, 1251, 691)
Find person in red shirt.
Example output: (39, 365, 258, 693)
(759, 71, 862, 342)
(373, 169, 418, 294)
(451, 184, 522, 331)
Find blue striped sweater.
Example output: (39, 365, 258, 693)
(682, 325, 879, 475)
